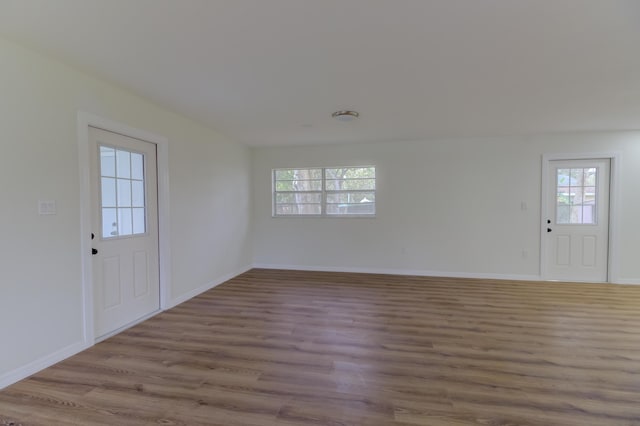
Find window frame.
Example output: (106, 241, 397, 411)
(272, 166, 376, 218)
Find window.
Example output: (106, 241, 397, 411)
(556, 167, 597, 225)
(273, 166, 376, 217)
(273, 168, 323, 215)
(100, 145, 147, 238)
(325, 167, 376, 215)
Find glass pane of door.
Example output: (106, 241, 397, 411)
(100, 145, 146, 238)
(556, 167, 597, 225)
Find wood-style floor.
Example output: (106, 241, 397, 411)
(2, 269, 640, 425)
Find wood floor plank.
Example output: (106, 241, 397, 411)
(2, 268, 640, 425)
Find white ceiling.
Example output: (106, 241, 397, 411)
(1, 0, 640, 147)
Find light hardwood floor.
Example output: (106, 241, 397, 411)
(2, 269, 640, 425)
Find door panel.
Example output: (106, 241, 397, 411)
(90, 127, 160, 338)
(545, 159, 609, 282)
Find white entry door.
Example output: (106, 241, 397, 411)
(89, 127, 160, 339)
(545, 159, 610, 282)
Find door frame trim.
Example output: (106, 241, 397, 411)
(77, 111, 172, 344)
(540, 152, 620, 283)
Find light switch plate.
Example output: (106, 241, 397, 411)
(38, 200, 57, 215)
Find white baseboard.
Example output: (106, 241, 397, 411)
(251, 263, 640, 286)
(614, 278, 640, 285)
(0, 340, 89, 390)
(167, 264, 253, 308)
(251, 263, 541, 282)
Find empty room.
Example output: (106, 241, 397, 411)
(1, 0, 640, 425)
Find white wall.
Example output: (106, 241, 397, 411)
(0, 37, 252, 382)
(252, 133, 640, 282)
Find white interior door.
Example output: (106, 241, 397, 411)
(545, 159, 610, 282)
(89, 127, 160, 339)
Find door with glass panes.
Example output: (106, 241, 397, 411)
(545, 159, 609, 282)
(90, 127, 160, 338)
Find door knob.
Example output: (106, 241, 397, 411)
(92, 248, 98, 255)
(547, 228, 552, 233)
